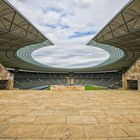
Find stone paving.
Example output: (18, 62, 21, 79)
(0, 90, 140, 140)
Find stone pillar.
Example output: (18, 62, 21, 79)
(0, 63, 14, 90)
(138, 80, 140, 91)
(71, 78, 74, 85)
(122, 74, 129, 90)
(6, 76, 14, 90)
(65, 77, 70, 85)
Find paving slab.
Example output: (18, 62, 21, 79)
(16, 138, 60, 140)
(95, 115, 130, 124)
(4, 110, 31, 115)
(0, 138, 16, 140)
(120, 124, 140, 137)
(54, 109, 80, 115)
(0, 115, 12, 122)
(67, 115, 98, 124)
(0, 124, 46, 138)
(35, 115, 66, 124)
(28, 110, 54, 116)
(42, 124, 85, 138)
(7, 115, 37, 124)
(0, 124, 10, 135)
(123, 115, 140, 123)
(109, 138, 139, 140)
(84, 124, 128, 138)
(0, 90, 139, 139)
(79, 109, 105, 116)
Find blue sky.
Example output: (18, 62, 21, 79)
(8, 0, 130, 68)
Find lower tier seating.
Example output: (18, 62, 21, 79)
(13, 71, 122, 89)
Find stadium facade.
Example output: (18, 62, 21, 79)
(0, 0, 140, 90)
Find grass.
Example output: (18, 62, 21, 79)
(44, 85, 104, 90)
(85, 85, 104, 90)
(45, 86, 50, 90)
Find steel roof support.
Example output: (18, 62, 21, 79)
(8, 11, 16, 32)
(121, 12, 130, 32)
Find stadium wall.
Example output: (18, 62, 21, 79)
(122, 58, 140, 91)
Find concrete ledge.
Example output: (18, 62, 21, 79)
(50, 85, 85, 91)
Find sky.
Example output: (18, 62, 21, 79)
(8, 0, 130, 69)
(32, 45, 110, 68)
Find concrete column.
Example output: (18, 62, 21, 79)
(65, 77, 74, 85)
(138, 80, 140, 91)
(122, 74, 129, 90)
(65, 77, 70, 85)
(6, 76, 14, 90)
(70, 78, 74, 85)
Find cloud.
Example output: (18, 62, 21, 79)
(69, 31, 96, 38)
(8, 0, 130, 44)
(74, 0, 96, 9)
(8, 0, 130, 68)
(32, 45, 110, 69)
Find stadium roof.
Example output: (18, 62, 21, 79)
(88, 0, 140, 72)
(0, 0, 140, 72)
(0, 0, 53, 71)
